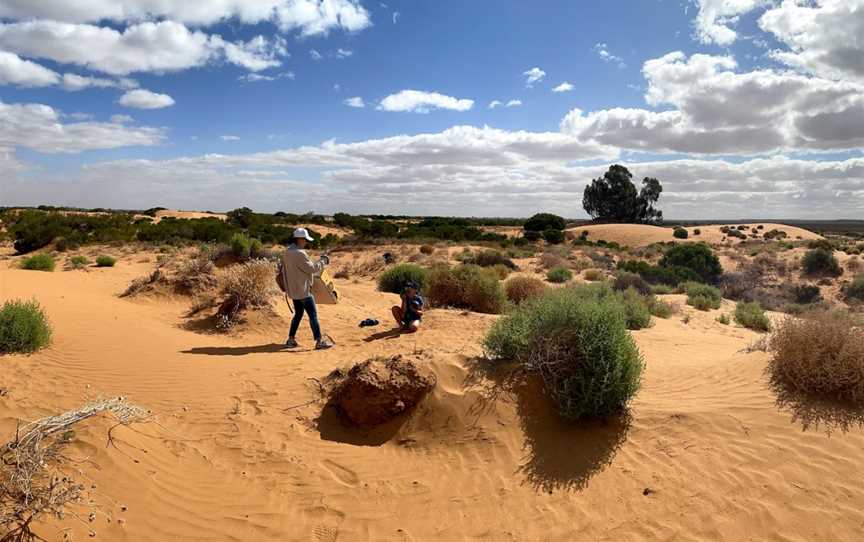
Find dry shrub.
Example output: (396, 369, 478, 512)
(333, 267, 350, 279)
(216, 259, 276, 329)
(0, 398, 148, 541)
(419, 245, 435, 255)
(426, 265, 506, 314)
(847, 256, 861, 273)
(539, 252, 566, 270)
(120, 268, 165, 297)
(768, 311, 864, 403)
(176, 253, 217, 293)
(583, 269, 605, 282)
(504, 276, 547, 305)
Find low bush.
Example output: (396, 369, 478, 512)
(646, 296, 673, 319)
(802, 248, 841, 277)
(716, 313, 730, 325)
(844, 275, 864, 303)
(230, 233, 251, 260)
(583, 269, 605, 282)
(617, 260, 700, 287)
(672, 227, 688, 239)
(504, 276, 547, 305)
(546, 267, 573, 283)
(377, 263, 429, 294)
(542, 228, 565, 244)
(660, 243, 723, 284)
(483, 285, 644, 419)
(249, 238, 264, 259)
(684, 282, 722, 311)
(95, 255, 116, 267)
(0, 299, 52, 353)
(475, 250, 516, 270)
(693, 228, 701, 236)
(792, 284, 821, 304)
(618, 287, 652, 330)
(488, 264, 512, 280)
(216, 259, 276, 329)
(613, 272, 650, 295)
(734, 301, 770, 332)
(426, 265, 506, 314)
(20, 254, 55, 272)
(650, 284, 674, 295)
(539, 252, 566, 270)
(768, 310, 864, 403)
(69, 255, 89, 269)
(419, 244, 435, 255)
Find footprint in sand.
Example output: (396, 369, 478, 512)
(313, 524, 339, 542)
(320, 459, 360, 487)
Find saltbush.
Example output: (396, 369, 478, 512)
(230, 233, 252, 260)
(617, 260, 700, 286)
(483, 285, 644, 419)
(20, 254, 55, 272)
(673, 227, 688, 239)
(377, 264, 429, 294)
(802, 248, 841, 277)
(69, 255, 89, 269)
(0, 299, 52, 354)
(95, 255, 116, 267)
(659, 243, 723, 284)
(475, 250, 516, 270)
(684, 282, 722, 311)
(583, 269, 605, 281)
(734, 301, 770, 332)
(504, 276, 547, 305)
(546, 266, 573, 283)
(249, 238, 264, 258)
(844, 275, 864, 303)
(768, 311, 864, 403)
(426, 265, 506, 314)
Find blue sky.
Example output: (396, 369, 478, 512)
(1, 0, 863, 218)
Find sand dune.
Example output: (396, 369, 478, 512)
(567, 223, 823, 247)
(2, 250, 863, 541)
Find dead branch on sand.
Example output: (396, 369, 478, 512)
(0, 397, 149, 542)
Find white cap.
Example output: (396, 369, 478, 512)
(293, 227, 314, 241)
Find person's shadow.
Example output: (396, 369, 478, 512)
(363, 327, 404, 342)
(181, 343, 290, 356)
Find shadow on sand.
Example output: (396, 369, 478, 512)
(181, 343, 290, 356)
(770, 380, 864, 435)
(463, 357, 631, 494)
(363, 327, 404, 342)
(315, 401, 411, 447)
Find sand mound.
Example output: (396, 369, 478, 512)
(567, 222, 822, 247)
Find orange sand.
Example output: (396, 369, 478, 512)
(567, 223, 823, 247)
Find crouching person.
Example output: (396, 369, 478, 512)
(282, 228, 333, 350)
(391, 281, 424, 333)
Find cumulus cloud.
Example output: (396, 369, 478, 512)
(488, 100, 502, 109)
(344, 96, 365, 108)
(378, 90, 474, 113)
(522, 67, 545, 87)
(0, 50, 59, 86)
(692, 0, 765, 45)
(0, 0, 371, 36)
(505, 99, 522, 107)
(0, 99, 164, 153)
(118, 89, 175, 109)
(62, 73, 137, 91)
(561, 51, 864, 154)
(552, 82, 574, 93)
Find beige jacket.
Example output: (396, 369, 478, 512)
(281, 244, 325, 300)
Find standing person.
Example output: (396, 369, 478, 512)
(282, 228, 333, 350)
(391, 281, 424, 333)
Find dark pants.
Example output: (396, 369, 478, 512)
(289, 297, 321, 341)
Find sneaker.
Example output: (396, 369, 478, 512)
(285, 338, 299, 348)
(315, 338, 334, 350)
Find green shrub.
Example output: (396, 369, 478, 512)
(734, 301, 770, 332)
(647, 296, 673, 319)
(20, 254, 55, 272)
(618, 287, 652, 330)
(613, 272, 650, 295)
(546, 266, 573, 283)
(523, 213, 566, 233)
(617, 260, 700, 286)
(504, 276, 547, 305)
(426, 265, 506, 314)
(230, 233, 251, 259)
(542, 228, 565, 244)
(0, 299, 52, 353)
(69, 255, 89, 269)
(673, 227, 688, 239)
(716, 313, 730, 325)
(249, 238, 264, 258)
(802, 248, 841, 277)
(483, 285, 644, 419)
(583, 269, 605, 281)
(95, 255, 116, 267)
(489, 264, 512, 280)
(660, 243, 722, 283)
(650, 283, 674, 295)
(475, 250, 516, 269)
(377, 263, 429, 294)
(844, 275, 864, 302)
(684, 282, 722, 311)
(792, 284, 821, 304)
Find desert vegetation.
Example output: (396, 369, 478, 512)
(0, 299, 52, 354)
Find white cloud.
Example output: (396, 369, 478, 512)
(0, 50, 59, 86)
(505, 99, 522, 108)
(552, 82, 573, 93)
(221, 135, 241, 141)
(118, 89, 175, 109)
(62, 73, 137, 91)
(378, 90, 474, 113)
(344, 96, 365, 108)
(759, 0, 864, 83)
(561, 51, 864, 154)
(593, 42, 625, 68)
(238, 71, 294, 83)
(310, 49, 322, 60)
(335, 48, 353, 58)
(522, 67, 545, 87)
(488, 100, 502, 109)
(217, 34, 287, 72)
(0, 99, 164, 153)
(0, 0, 371, 36)
(110, 114, 134, 123)
(393, 11, 400, 24)
(692, 0, 765, 45)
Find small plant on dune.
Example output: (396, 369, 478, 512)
(95, 255, 116, 267)
(583, 269, 605, 282)
(734, 301, 770, 332)
(646, 295, 673, 319)
(768, 310, 864, 404)
(844, 275, 864, 303)
(792, 284, 821, 304)
(650, 283, 674, 295)
(539, 252, 566, 270)
(613, 272, 650, 295)
(68, 255, 89, 269)
(716, 313, 730, 325)
(672, 227, 688, 239)
(177, 251, 217, 292)
(693, 228, 701, 236)
(802, 248, 841, 277)
(0, 299, 52, 354)
(474, 250, 517, 270)
(659, 243, 722, 284)
(377, 263, 429, 294)
(249, 238, 264, 259)
(426, 265, 506, 314)
(20, 254, 55, 272)
(230, 233, 251, 260)
(419, 244, 435, 255)
(483, 285, 644, 420)
(504, 276, 547, 305)
(546, 266, 572, 283)
(617, 287, 652, 329)
(542, 228, 565, 244)
(489, 264, 512, 280)
(216, 259, 276, 329)
(684, 282, 722, 311)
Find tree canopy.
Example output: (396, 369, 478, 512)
(523, 213, 566, 232)
(582, 165, 663, 223)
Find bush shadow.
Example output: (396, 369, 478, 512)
(462, 357, 631, 494)
(770, 379, 864, 435)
